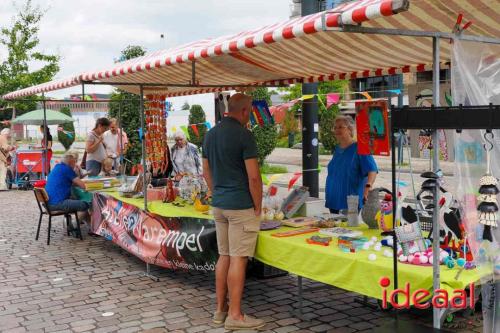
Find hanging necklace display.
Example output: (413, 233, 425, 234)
(477, 131, 498, 242)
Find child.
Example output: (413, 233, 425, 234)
(99, 158, 118, 177)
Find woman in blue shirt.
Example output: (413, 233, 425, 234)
(325, 115, 378, 213)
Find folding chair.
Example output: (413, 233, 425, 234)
(34, 188, 83, 245)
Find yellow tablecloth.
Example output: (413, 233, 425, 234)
(255, 226, 489, 301)
(103, 191, 212, 219)
(96, 191, 490, 301)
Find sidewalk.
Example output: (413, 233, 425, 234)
(267, 148, 454, 176)
(265, 148, 457, 196)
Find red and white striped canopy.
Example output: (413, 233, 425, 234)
(3, 0, 499, 100)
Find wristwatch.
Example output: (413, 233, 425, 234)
(365, 184, 372, 188)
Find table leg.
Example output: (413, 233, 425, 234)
(141, 262, 160, 282)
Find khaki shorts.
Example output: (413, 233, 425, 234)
(213, 207, 260, 257)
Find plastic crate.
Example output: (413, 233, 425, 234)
(248, 259, 288, 279)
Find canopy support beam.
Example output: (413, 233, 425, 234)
(139, 85, 148, 212)
(323, 24, 500, 45)
(81, 81, 288, 88)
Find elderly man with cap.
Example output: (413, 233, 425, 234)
(0, 128, 15, 191)
(45, 150, 89, 213)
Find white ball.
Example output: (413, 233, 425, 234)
(362, 243, 370, 250)
(408, 255, 414, 262)
(371, 236, 378, 242)
(399, 254, 408, 262)
(420, 256, 429, 264)
(428, 256, 433, 264)
(368, 254, 377, 261)
(374, 245, 382, 252)
(384, 250, 393, 257)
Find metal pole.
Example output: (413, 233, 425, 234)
(390, 105, 398, 309)
(139, 85, 148, 211)
(117, 99, 124, 170)
(301, 0, 320, 198)
(42, 93, 47, 179)
(81, 83, 85, 101)
(431, 36, 441, 330)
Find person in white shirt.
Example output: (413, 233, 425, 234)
(103, 118, 128, 171)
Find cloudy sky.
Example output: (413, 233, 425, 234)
(1, 0, 291, 111)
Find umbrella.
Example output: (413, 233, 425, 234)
(11, 109, 74, 125)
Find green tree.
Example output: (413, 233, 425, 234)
(57, 107, 75, 150)
(181, 101, 190, 110)
(319, 104, 340, 152)
(0, 0, 60, 126)
(253, 124, 278, 166)
(278, 80, 348, 147)
(187, 104, 207, 148)
(108, 45, 146, 170)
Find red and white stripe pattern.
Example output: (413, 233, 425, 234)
(3, 77, 81, 100)
(2, 0, 499, 100)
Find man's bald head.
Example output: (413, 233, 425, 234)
(228, 93, 253, 125)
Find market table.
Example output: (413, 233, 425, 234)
(255, 226, 488, 302)
(90, 191, 218, 272)
(90, 190, 488, 302)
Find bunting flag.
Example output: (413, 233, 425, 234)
(180, 125, 190, 139)
(138, 128, 143, 142)
(191, 124, 200, 137)
(288, 172, 302, 190)
(326, 93, 340, 108)
(205, 121, 211, 130)
(301, 94, 315, 100)
(172, 126, 177, 133)
(318, 97, 327, 111)
(358, 92, 373, 100)
(261, 174, 270, 186)
(387, 89, 402, 95)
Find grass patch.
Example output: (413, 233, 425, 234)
(260, 163, 288, 174)
(319, 146, 332, 155)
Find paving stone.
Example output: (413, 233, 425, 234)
(0, 190, 483, 333)
(140, 321, 167, 330)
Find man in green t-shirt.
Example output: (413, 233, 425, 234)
(202, 93, 264, 330)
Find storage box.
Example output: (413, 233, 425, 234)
(248, 259, 288, 279)
(146, 187, 166, 201)
(297, 197, 328, 217)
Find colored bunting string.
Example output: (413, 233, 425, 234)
(179, 125, 190, 140)
(170, 121, 212, 136)
(261, 165, 322, 190)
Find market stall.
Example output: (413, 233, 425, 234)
(2, 1, 499, 331)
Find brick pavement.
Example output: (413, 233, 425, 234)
(0, 191, 482, 333)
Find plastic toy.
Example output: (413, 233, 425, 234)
(306, 236, 332, 246)
(338, 235, 368, 253)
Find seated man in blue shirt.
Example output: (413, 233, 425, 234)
(45, 150, 89, 212)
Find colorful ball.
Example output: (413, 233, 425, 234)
(420, 256, 429, 264)
(398, 254, 408, 262)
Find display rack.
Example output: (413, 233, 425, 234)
(389, 103, 500, 330)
